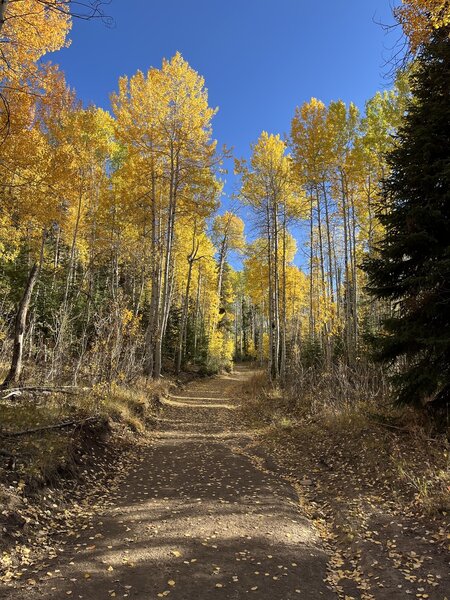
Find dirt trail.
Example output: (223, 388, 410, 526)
(4, 366, 336, 600)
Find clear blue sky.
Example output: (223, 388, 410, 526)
(51, 0, 400, 265)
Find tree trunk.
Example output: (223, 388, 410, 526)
(154, 150, 178, 379)
(309, 191, 315, 339)
(339, 169, 352, 361)
(217, 237, 228, 301)
(193, 269, 202, 363)
(322, 181, 335, 304)
(280, 206, 287, 381)
(266, 200, 274, 379)
(144, 168, 161, 378)
(1, 233, 45, 388)
(272, 195, 280, 381)
(175, 240, 198, 374)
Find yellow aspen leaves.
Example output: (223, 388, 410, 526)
(394, 0, 450, 53)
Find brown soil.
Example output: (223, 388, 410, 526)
(238, 406, 450, 600)
(1, 365, 336, 600)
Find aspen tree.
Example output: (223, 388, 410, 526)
(112, 53, 220, 378)
(237, 133, 296, 379)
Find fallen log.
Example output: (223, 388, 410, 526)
(0, 416, 103, 438)
(1, 386, 90, 401)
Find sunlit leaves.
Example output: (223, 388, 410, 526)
(394, 0, 450, 54)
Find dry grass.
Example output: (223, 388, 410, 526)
(236, 366, 450, 598)
(238, 371, 289, 428)
(1, 400, 77, 486)
(81, 378, 168, 433)
(238, 363, 450, 516)
(0, 378, 166, 489)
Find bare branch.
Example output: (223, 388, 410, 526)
(0, 416, 104, 437)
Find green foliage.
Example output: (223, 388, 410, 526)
(299, 337, 325, 369)
(364, 27, 450, 409)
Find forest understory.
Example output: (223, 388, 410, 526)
(238, 371, 450, 599)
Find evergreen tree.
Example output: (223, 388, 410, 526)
(364, 27, 450, 408)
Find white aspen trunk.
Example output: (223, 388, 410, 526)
(266, 200, 274, 379)
(259, 300, 264, 366)
(316, 185, 331, 364)
(2, 232, 45, 388)
(309, 192, 315, 340)
(280, 208, 287, 382)
(322, 181, 335, 305)
(339, 169, 352, 361)
(154, 149, 179, 379)
(272, 196, 280, 381)
(350, 191, 358, 352)
(193, 269, 202, 363)
(144, 172, 161, 377)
